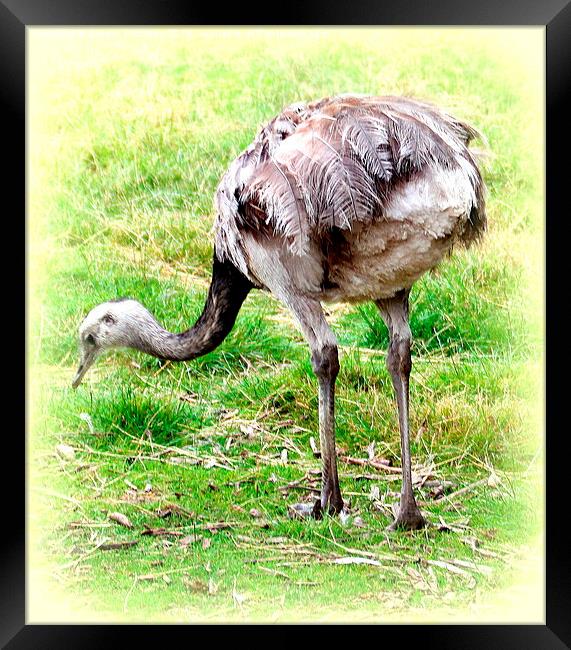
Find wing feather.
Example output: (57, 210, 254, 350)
(215, 94, 487, 264)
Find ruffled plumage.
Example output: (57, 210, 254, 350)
(214, 95, 486, 275)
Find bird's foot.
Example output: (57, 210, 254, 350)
(386, 501, 426, 531)
(289, 493, 345, 520)
(288, 501, 318, 519)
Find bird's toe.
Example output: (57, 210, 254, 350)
(288, 500, 322, 520)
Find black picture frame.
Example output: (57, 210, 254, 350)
(7, 0, 569, 645)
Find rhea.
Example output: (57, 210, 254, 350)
(73, 95, 486, 530)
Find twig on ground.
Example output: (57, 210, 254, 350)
(333, 556, 385, 567)
(257, 565, 293, 580)
(100, 540, 139, 551)
(312, 531, 379, 559)
(340, 455, 403, 474)
(438, 477, 489, 503)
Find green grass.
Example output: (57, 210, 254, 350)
(28, 28, 544, 623)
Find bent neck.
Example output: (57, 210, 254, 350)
(135, 254, 253, 361)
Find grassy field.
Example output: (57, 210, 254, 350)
(27, 28, 544, 623)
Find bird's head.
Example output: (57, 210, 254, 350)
(72, 299, 147, 388)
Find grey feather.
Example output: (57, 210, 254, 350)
(214, 94, 486, 266)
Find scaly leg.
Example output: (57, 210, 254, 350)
(376, 290, 426, 530)
(281, 294, 344, 518)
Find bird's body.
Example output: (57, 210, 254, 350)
(215, 94, 484, 304)
(231, 169, 474, 304)
(74, 94, 486, 530)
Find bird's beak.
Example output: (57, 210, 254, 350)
(72, 348, 97, 389)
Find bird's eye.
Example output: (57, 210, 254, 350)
(103, 314, 115, 325)
(85, 334, 96, 345)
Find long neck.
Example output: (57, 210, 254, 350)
(134, 254, 253, 361)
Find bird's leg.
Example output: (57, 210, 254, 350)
(278, 295, 344, 519)
(376, 290, 426, 531)
(311, 340, 343, 518)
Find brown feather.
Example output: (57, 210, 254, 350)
(214, 94, 486, 270)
